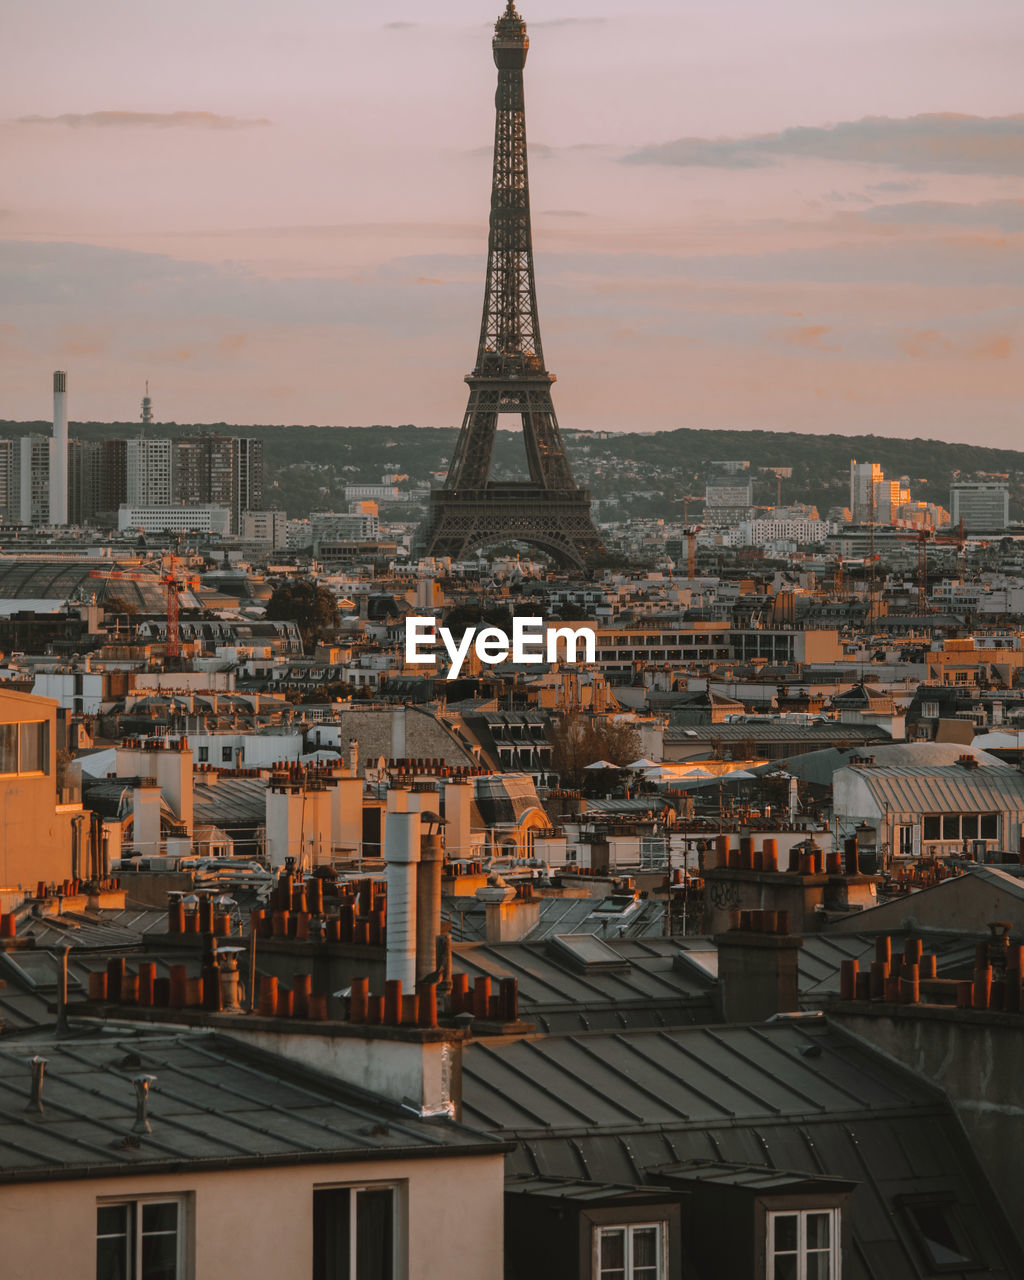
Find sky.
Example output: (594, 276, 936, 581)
(2, 0, 1023, 444)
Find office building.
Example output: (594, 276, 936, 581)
(950, 481, 1009, 532)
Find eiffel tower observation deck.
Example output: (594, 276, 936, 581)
(419, 2, 604, 570)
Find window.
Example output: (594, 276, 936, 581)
(221, 746, 234, 763)
(595, 1222, 665, 1280)
(767, 1208, 839, 1280)
(197, 747, 209, 763)
(901, 1196, 979, 1272)
(97, 1197, 185, 1280)
(0, 720, 48, 775)
(313, 1185, 396, 1280)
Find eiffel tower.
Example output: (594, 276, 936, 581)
(420, 2, 603, 570)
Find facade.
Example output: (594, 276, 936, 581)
(0, 1030, 507, 1280)
(126, 438, 174, 506)
(118, 504, 231, 535)
(705, 464, 754, 527)
(0, 438, 14, 523)
(15, 434, 51, 525)
(950, 481, 1009, 532)
(0, 686, 79, 886)
(833, 759, 1024, 859)
(739, 517, 832, 546)
(174, 434, 234, 511)
(312, 509, 381, 549)
(233, 436, 264, 532)
(242, 508, 288, 547)
(849, 460, 883, 523)
(68, 439, 128, 526)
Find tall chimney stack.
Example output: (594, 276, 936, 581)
(50, 370, 68, 525)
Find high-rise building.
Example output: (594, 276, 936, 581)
(950, 482, 1009, 532)
(68, 440, 103, 526)
(127, 437, 174, 506)
(849, 461, 884, 523)
(49, 371, 68, 525)
(705, 464, 753, 527)
(0, 439, 14, 524)
(174, 435, 234, 510)
(13, 435, 50, 525)
(233, 437, 264, 533)
(172, 434, 262, 533)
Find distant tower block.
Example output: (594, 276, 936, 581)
(141, 381, 153, 427)
(419, 3, 603, 569)
(49, 370, 68, 526)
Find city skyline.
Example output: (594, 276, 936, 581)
(2, 0, 1023, 442)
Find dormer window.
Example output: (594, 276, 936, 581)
(767, 1208, 839, 1279)
(596, 1222, 666, 1280)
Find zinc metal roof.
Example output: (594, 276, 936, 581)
(451, 937, 714, 1033)
(194, 775, 268, 828)
(464, 1019, 1024, 1279)
(841, 764, 1024, 816)
(462, 1019, 919, 1134)
(0, 1032, 499, 1182)
(443, 894, 667, 945)
(664, 723, 888, 744)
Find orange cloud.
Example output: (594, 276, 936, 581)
(900, 329, 1014, 359)
(216, 333, 248, 355)
(779, 324, 839, 351)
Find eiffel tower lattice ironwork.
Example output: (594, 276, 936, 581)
(420, 2, 603, 569)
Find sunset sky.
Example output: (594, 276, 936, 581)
(2, 0, 1023, 443)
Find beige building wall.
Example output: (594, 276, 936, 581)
(0, 687, 78, 889)
(0, 1151, 506, 1280)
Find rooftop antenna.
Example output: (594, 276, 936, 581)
(140, 380, 153, 438)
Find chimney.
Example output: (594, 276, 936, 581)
(444, 780, 473, 860)
(714, 911, 803, 1022)
(132, 781, 162, 856)
(478, 876, 540, 943)
(347, 737, 359, 776)
(50, 370, 68, 525)
(132, 1073, 157, 1134)
(384, 808, 420, 988)
(416, 825, 444, 985)
(391, 707, 407, 760)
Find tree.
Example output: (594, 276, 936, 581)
(265, 580, 339, 651)
(547, 709, 641, 791)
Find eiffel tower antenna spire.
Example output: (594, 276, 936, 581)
(420, 3, 603, 569)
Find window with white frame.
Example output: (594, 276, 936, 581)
(767, 1208, 839, 1280)
(595, 1221, 666, 1280)
(313, 1183, 397, 1280)
(96, 1196, 186, 1280)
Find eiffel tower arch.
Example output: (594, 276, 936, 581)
(419, 2, 604, 570)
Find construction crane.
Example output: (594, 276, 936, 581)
(895, 530, 932, 614)
(89, 555, 199, 657)
(678, 495, 703, 525)
(683, 525, 702, 579)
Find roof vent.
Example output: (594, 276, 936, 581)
(132, 1073, 157, 1134)
(26, 1055, 46, 1114)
